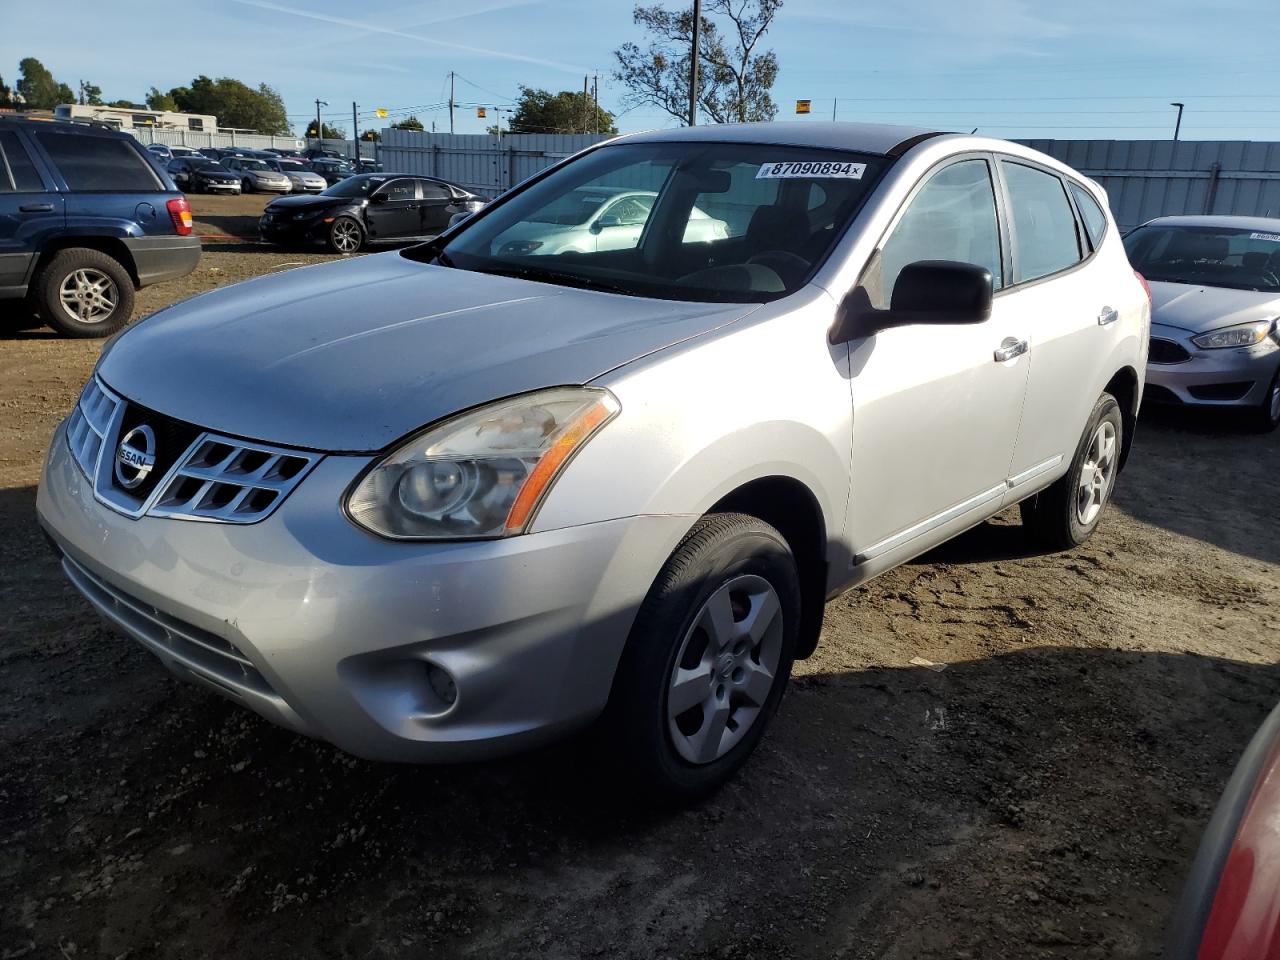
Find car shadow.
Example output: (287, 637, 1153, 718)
(1, 470, 1273, 959)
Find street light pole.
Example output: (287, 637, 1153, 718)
(1171, 102, 1185, 142)
(314, 99, 327, 148)
(688, 0, 701, 126)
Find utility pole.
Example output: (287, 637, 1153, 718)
(449, 71, 456, 135)
(352, 101, 359, 161)
(592, 74, 599, 135)
(688, 0, 701, 126)
(314, 98, 327, 146)
(1170, 102, 1185, 141)
(832, 99, 837, 122)
(583, 75, 590, 134)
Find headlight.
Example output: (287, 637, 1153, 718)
(500, 240, 544, 255)
(1191, 320, 1275, 349)
(345, 387, 619, 540)
(292, 211, 316, 221)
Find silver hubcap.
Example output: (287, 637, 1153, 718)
(1076, 420, 1117, 526)
(58, 268, 117, 324)
(667, 574, 784, 765)
(333, 220, 360, 252)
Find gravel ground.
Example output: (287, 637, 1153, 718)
(1, 211, 1277, 958)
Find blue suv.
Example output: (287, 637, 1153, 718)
(0, 118, 201, 337)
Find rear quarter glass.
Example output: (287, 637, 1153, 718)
(34, 131, 162, 192)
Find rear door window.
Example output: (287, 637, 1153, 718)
(35, 132, 160, 191)
(0, 131, 45, 192)
(418, 179, 450, 201)
(1069, 183, 1108, 250)
(378, 179, 418, 202)
(1001, 161, 1083, 282)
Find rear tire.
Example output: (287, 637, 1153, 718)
(1245, 366, 1280, 433)
(35, 248, 135, 339)
(1021, 392, 1123, 550)
(603, 513, 800, 803)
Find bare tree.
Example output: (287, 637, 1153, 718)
(613, 0, 782, 126)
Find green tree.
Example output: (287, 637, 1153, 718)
(17, 57, 74, 109)
(167, 76, 290, 134)
(390, 115, 424, 132)
(507, 87, 617, 134)
(0, 75, 12, 107)
(305, 120, 345, 139)
(78, 81, 103, 105)
(146, 86, 179, 112)
(106, 99, 142, 109)
(613, 0, 782, 125)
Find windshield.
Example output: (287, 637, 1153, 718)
(240, 159, 270, 171)
(426, 142, 886, 303)
(1124, 224, 1280, 293)
(190, 160, 222, 171)
(277, 161, 307, 171)
(322, 175, 379, 197)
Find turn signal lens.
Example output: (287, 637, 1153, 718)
(165, 197, 193, 236)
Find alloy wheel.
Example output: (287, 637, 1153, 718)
(667, 573, 784, 765)
(57, 268, 118, 325)
(332, 219, 361, 253)
(1076, 420, 1117, 526)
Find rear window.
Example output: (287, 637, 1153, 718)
(1001, 161, 1083, 282)
(36, 132, 160, 191)
(0, 131, 44, 192)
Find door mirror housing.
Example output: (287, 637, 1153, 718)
(830, 260, 994, 344)
(591, 213, 622, 234)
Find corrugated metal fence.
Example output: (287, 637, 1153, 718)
(378, 130, 606, 196)
(1021, 140, 1280, 232)
(379, 130, 1280, 230)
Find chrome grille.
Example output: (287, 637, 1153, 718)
(149, 436, 318, 523)
(65, 377, 120, 479)
(66, 376, 322, 524)
(62, 552, 278, 702)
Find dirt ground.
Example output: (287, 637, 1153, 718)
(1, 209, 1278, 959)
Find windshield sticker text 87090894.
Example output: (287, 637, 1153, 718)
(756, 161, 866, 180)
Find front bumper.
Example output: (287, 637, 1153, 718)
(198, 179, 241, 193)
(258, 216, 325, 243)
(123, 235, 202, 288)
(37, 421, 686, 762)
(1145, 322, 1280, 407)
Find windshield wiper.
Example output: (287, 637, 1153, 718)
(471, 264, 636, 297)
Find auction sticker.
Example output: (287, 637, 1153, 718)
(1250, 232, 1280, 242)
(757, 161, 866, 179)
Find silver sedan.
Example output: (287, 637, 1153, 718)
(1126, 215, 1280, 431)
(267, 158, 327, 194)
(220, 156, 293, 194)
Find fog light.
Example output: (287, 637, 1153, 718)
(426, 663, 457, 706)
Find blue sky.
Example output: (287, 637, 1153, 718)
(3, 0, 1278, 140)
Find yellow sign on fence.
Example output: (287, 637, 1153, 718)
(795, 100, 811, 115)
(477, 107, 487, 118)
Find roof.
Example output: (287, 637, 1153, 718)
(616, 121, 942, 157)
(1142, 214, 1280, 232)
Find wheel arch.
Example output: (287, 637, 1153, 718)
(1103, 365, 1139, 470)
(707, 475, 829, 660)
(33, 237, 139, 289)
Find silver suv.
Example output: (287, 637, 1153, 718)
(38, 123, 1149, 799)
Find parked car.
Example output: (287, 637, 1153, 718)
(303, 147, 346, 161)
(199, 147, 253, 162)
(0, 116, 200, 337)
(145, 143, 200, 163)
(1124, 215, 1280, 431)
(1165, 699, 1280, 959)
(36, 124, 1147, 797)
(259, 173, 484, 252)
(265, 158, 326, 194)
(166, 157, 242, 195)
(495, 187, 727, 255)
(219, 156, 292, 194)
(306, 158, 354, 185)
(354, 158, 384, 173)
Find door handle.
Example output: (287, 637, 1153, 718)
(1097, 306, 1119, 326)
(994, 337, 1028, 362)
(20, 203, 54, 213)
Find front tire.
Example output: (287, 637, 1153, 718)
(1246, 365, 1280, 433)
(1021, 392, 1123, 550)
(326, 216, 364, 254)
(604, 513, 800, 802)
(35, 248, 135, 338)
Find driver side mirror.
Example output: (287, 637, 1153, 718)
(830, 260, 993, 344)
(591, 213, 623, 234)
(369, 191, 389, 204)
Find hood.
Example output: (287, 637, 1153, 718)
(499, 221, 581, 244)
(1149, 280, 1280, 334)
(98, 253, 754, 451)
(197, 169, 239, 181)
(265, 194, 344, 212)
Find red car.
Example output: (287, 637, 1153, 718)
(1167, 702, 1280, 959)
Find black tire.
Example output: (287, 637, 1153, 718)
(603, 513, 801, 802)
(1245, 365, 1280, 433)
(1021, 392, 1123, 550)
(326, 216, 365, 254)
(35, 248, 135, 339)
